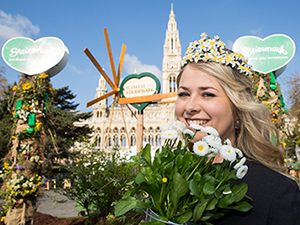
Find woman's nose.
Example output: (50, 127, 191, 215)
(185, 98, 201, 114)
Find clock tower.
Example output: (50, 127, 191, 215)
(162, 3, 181, 94)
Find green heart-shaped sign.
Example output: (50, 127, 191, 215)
(1, 37, 69, 77)
(120, 72, 160, 110)
(233, 34, 295, 74)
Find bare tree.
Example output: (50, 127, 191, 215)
(284, 71, 300, 116)
(0, 66, 8, 98)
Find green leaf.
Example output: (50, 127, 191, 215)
(142, 144, 152, 166)
(171, 172, 189, 211)
(175, 154, 183, 169)
(233, 201, 253, 212)
(189, 179, 200, 197)
(193, 171, 202, 182)
(232, 183, 248, 202)
(114, 196, 138, 216)
(135, 172, 146, 184)
(175, 210, 192, 223)
(203, 182, 216, 195)
(163, 161, 174, 177)
(217, 193, 235, 208)
(206, 198, 218, 211)
(153, 156, 161, 169)
(193, 200, 208, 222)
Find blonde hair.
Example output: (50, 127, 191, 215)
(177, 62, 286, 174)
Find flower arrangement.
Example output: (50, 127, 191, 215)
(182, 33, 253, 77)
(115, 121, 252, 224)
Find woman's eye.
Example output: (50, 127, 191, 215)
(202, 92, 215, 97)
(178, 92, 189, 97)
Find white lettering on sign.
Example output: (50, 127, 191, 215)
(9, 47, 48, 57)
(241, 45, 288, 55)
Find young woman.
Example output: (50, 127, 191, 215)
(175, 33, 300, 224)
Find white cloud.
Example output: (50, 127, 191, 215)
(124, 53, 162, 81)
(250, 27, 264, 38)
(67, 64, 84, 75)
(0, 10, 40, 43)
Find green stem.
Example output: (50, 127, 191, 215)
(186, 157, 205, 180)
(215, 162, 233, 190)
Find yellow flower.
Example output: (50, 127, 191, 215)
(12, 86, 17, 91)
(11, 136, 16, 139)
(1, 216, 5, 222)
(38, 73, 49, 79)
(162, 177, 168, 183)
(22, 83, 34, 91)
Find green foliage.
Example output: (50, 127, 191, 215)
(0, 85, 16, 159)
(43, 86, 93, 161)
(115, 132, 252, 224)
(55, 146, 140, 223)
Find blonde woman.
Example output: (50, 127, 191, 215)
(175, 33, 300, 224)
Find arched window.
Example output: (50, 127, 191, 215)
(114, 135, 119, 146)
(108, 137, 112, 147)
(131, 135, 136, 146)
(156, 135, 161, 146)
(122, 135, 126, 147)
(149, 135, 154, 146)
(169, 75, 176, 92)
(96, 136, 101, 147)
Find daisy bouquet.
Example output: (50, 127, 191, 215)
(115, 121, 252, 225)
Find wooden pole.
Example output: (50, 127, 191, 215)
(136, 109, 144, 153)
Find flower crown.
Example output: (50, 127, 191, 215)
(182, 33, 253, 77)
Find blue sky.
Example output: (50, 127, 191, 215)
(1, 0, 299, 111)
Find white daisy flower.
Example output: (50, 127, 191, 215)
(220, 145, 236, 162)
(161, 129, 178, 140)
(233, 157, 246, 170)
(160, 123, 172, 131)
(171, 121, 186, 133)
(189, 123, 202, 131)
(224, 138, 232, 146)
(217, 55, 226, 64)
(200, 32, 207, 39)
(203, 53, 211, 61)
(206, 147, 219, 158)
(202, 135, 222, 149)
(235, 148, 244, 158)
(183, 129, 195, 139)
(193, 140, 209, 156)
(202, 126, 219, 137)
(236, 165, 248, 179)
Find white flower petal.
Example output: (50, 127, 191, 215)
(161, 129, 178, 140)
(183, 129, 195, 139)
(233, 157, 246, 170)
(236, 165, 248, 179)
(193, 140, 209, 156)
(220, 145, 236, 162)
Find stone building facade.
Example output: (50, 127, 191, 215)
(90, 6, 181, 151)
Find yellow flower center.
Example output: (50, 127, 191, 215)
(198, 145, 204, 151)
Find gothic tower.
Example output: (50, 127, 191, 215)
(162, 3, 182, 94)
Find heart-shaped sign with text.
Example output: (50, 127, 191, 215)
(232, 34, 295, 74)
(1, 37, 69, 77)
(119, 72, 160, 110)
